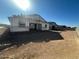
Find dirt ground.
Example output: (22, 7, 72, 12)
(0, 30, 79, 59)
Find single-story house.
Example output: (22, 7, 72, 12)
(48, 22, 68, 30)
(48, 22, 58, 30)
(8, 14, 49, 32)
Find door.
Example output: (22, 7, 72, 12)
(37, 24, 42, 30)
(29, 23, 37, 31)
(34, 24, 37, 30)
(29, 23, 42, 31)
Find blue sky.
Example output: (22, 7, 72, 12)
(0, 0, 79, 27)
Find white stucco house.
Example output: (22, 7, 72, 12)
(8, 14, 49, 32)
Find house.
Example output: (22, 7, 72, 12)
(48, 22, 68, 31)
(8, 14, 49, 32)
(48, 22, 58, 30)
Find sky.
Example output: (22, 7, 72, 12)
(0, 0, 79, 27)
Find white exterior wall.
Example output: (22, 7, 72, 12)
(9, 16, 29, 32)
(42, 23, 49, 30)
(10, 27, 29, 32)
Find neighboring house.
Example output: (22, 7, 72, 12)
(48, 22, 68, 30)
(8, 14, 49, 32)
(48, 22, 58, 30)
(56, 25, 67, 30)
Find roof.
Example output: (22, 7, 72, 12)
(27, 14, 48, 23)
(48, 22, 58, 26)
(8, 14, 48, 23)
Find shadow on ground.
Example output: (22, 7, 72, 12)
(0, 31, 63, 51)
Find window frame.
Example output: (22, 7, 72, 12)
(19, 23, 26, 27)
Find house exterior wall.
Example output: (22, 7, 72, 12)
(9, 16, 29, 32)
(8, 15, 49, 32)
(42, 23, 49, 30)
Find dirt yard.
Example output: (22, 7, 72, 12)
(0, 30, 79, 59)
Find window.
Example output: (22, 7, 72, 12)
(19, 23, 25, 27)
(45, 24, 47, 28)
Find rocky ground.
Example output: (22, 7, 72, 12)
(0, 30, 79, 59)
